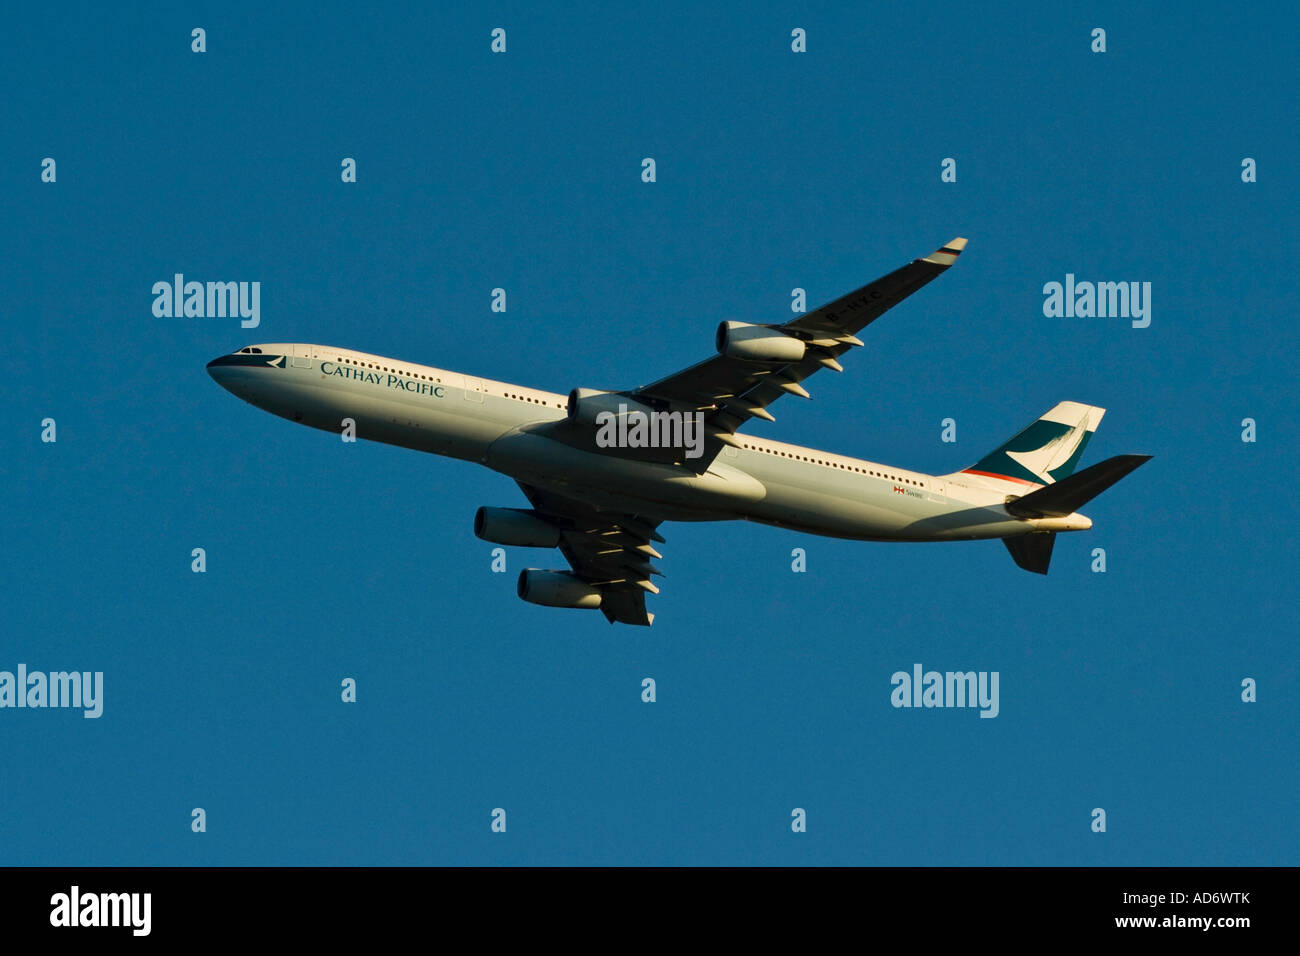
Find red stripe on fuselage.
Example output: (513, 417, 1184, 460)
(961, 469, 1039, 485)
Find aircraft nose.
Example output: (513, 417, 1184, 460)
(206, 353, 249, 395)
(206, 355, 232, 385)
(207, 350, 280, 404)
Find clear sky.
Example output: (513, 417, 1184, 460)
(2, 2, 1295, 865)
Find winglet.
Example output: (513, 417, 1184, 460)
(922, 237, 968, 266)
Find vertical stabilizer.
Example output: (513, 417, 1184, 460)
(961, 402, 1105, 486)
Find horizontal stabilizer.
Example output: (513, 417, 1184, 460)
(1003, 533, 1056, 574)
(1005, 455, 1151, 518)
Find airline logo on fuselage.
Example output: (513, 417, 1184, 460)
(319, 361, 446, 398)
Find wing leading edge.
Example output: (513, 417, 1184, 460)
(516, 482, 665, 626)
(507, 239, 967, 623)
(629, 238, 967, 441)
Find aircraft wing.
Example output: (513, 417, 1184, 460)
(516, 482, 665, 626)
(630, 238, 966, 442)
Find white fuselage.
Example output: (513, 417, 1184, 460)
(207, 344, 1089, 542)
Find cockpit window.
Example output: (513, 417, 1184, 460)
(251, 347, 262, 353)
(239, 347, 251, 353)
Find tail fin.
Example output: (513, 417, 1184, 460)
(961, 401, 1106, 486)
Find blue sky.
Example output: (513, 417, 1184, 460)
(2, 2, 1295, 865)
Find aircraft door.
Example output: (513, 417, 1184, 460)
(291, 343, 312, 368)
(463, 376, 484, 403)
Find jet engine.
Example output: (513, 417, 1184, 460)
(715, 321, 806, 362)
(474, 507, 562, 548)
(567, 388, 657, 425)
(517, 569, 602, 609)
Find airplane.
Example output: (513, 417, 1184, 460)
(207, 237, 1150, 625)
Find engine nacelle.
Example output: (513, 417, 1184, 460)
(567, 387, 657, 425)
(474, 507, 562, 548)
(517, 569, 602, 609)
(715, 321, 806, 363)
